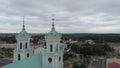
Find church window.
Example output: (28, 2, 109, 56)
(48, 57, 52, 63)
(18, 54, 21, 60)
(20, 43, 22, 49)
(50, 44, 53, 52)
(25, 42, 27, 49)
(56, 44, 58, 51)
(59, 56, 61, 61)
(27, 53, 29, 58)
(44, 42, 46, 48)
(45, 42, 46, 46)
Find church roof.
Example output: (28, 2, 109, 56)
(16, 17, 31, 38)
(2, 54, 42, 68)
(45, 16, 61, 38)
(46, 23, 60, 36)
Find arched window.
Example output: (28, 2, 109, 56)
(44, 42, 46, 48)
(18, 54, 20, 60)
(50, 44, 53, 52)
(44, 42, 46, 46)
(56, 44, 58, 51)
(25, 42, 27, 49)
(59, 56, 61, 61)
(20, 43, 22, 49)
(27, 53, 29, 58)
(48, 57, 52, 63)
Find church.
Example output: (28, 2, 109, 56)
(2, 17, 65, 68)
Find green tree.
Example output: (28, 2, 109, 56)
(71, 43, 80, 54)
(71, 43, 114, 56)
(72, 62, 81, 68)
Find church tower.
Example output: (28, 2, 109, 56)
(42, 15, 64, 68)
(13, 17, 33, 62)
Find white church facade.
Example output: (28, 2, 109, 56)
(14, 20, 33, 61)
(2, 17, 65, 68)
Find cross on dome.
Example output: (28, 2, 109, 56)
(22, 16, 25, 31)
(45, 14, 61, 38)
(20, 16, 27, 34)
(51, 14, 55, 31)
(16, 16, 31, 37)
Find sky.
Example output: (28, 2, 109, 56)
(0, 0, 120, 33)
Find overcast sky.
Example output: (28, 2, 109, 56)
(0, 0, 120, 33)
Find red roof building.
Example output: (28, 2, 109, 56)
(0, 63, 5, 67)
(0, 41, 5, 44)
(106, 58, 120, 68)
(108, 62, 120, 68)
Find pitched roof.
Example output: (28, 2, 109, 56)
(2, 54, 42, 68)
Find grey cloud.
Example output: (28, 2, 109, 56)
(0, 0, 119, 33)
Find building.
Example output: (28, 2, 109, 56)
(106, 57, 120, 68)
(0, 63, 5, 68)
(108, 42, 120, 54)
(85, 39, 95, 45)
(13, 19, 34, 61)
(2, 17, 65, 68)
(0, 44, 15, 49)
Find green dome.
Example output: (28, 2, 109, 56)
(45, 22, 61, 38)
(16, 23, 31, 38)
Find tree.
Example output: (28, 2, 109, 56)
(72, 62, 81, 68)
(70, 43, 114, 56)
(71, 43, 80, 54)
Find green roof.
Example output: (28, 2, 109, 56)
(16, 22, 31, 38)
(45, 22, 61, 38)
(2, 54, 42, 68)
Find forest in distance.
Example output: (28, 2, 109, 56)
(0, 33, 120, 43)
(62, 33, 120, 43)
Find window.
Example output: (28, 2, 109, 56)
(59, 56, 61, 61)
(56, 44, 58, 51)
(48, 57, 52, 63)
(44, 42, 46, 48)
(44, 42, 46, 46)
(18, 54, 20, 60)
(50, 44, 53, 52)
(20, 43, 22, 49)
(25, 42, 27, 49)
(27, 53, 29, 58)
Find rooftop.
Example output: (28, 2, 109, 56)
(2, 54, 42, 68)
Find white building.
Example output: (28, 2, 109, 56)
(85, 39, 95, 45)
(13, 20, 33, 61)
(2, 16, 65, 68)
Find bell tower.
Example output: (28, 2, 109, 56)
(42, 15, 64, 68)
(13, 17, 33, 62)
